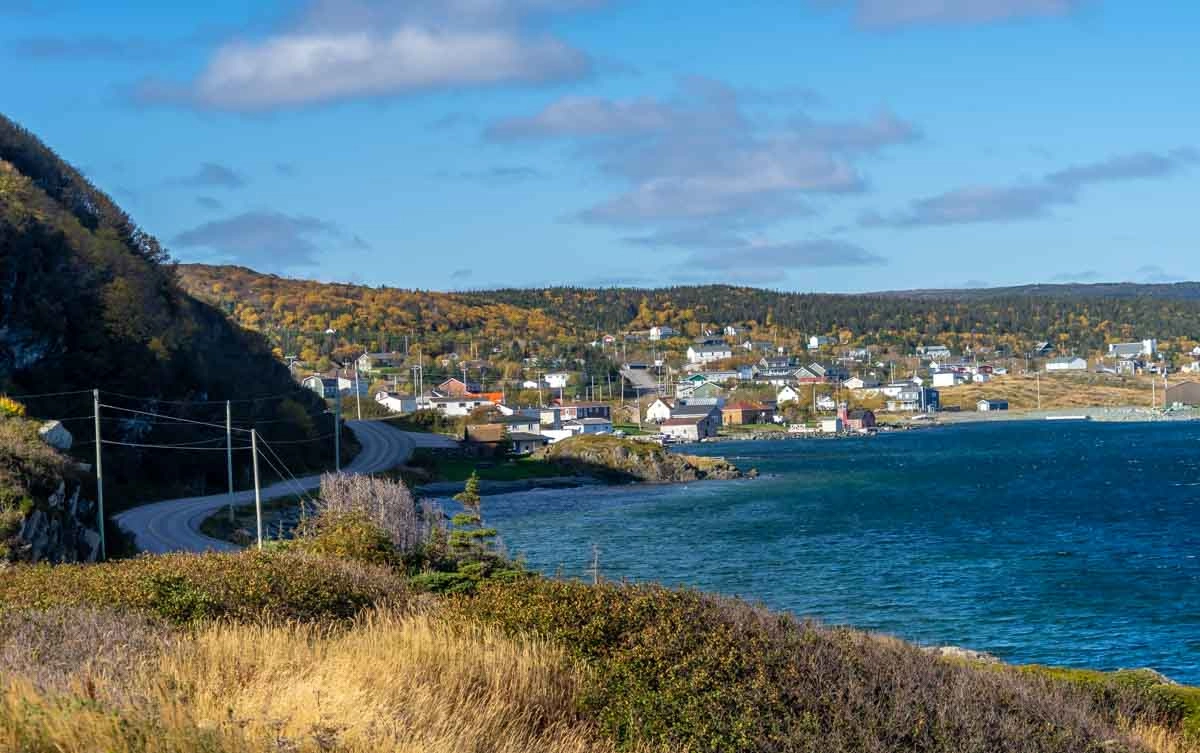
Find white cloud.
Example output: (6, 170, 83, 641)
(136, 0, 597, 111)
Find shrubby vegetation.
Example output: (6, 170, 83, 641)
(1, 466, 1198, 753)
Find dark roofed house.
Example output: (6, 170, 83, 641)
(845, 409, 876, 431)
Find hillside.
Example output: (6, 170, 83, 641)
(178, 264, 1200, 369)
(0, 114, 339, 519)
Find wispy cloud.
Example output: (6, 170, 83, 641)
(863, 147, 1196, 227)
(490, 76, 915, 228)
(172, 210, 364, 271)
(821, 0, 1082, 29)
(171, 162, 247, 189)
(195, 195, 224, 210)
(133, 0, 600, 111)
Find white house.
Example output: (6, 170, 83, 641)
(820, 417, 843, 434)
(815, 394, 837, 412)
(649, 325, 677, 341)
(521, 379, 540, 389)
(931, 372, 962, 388)
(545, 372, 571, 389)
(1046, 357, 1088, 372)
(1108, 339, 1157, 359)
(972, 373, 992, 384)
(687, 343, 734, 365)
(917, 345, 952, 360)
(843, 376, 881, 391)
(723, 325, 744, 337)
(645, 398, 674, 423)
(1182, 361, 1200, 374)
(564, 417, 613, 435)
(808, 335, 835, 349)
(374, 391, 417, 414)
(776, 385, 802, 404)
(428, 396, 493, 417)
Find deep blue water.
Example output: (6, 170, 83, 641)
(483, 421, 1200, 683)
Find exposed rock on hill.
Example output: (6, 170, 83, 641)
(540, 435, 751, 483)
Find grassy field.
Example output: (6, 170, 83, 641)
(937, 373, 1156, 412)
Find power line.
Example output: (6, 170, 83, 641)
(98, 403, 253, 433)
(254, 437, 318, 508)
(1, 388, 93, 400)
(259, 432, 335, 444)
(100, 439, 252, 451)
(101, 390, 300, 406)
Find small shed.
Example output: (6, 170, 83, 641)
(977, 399, 1009, 412)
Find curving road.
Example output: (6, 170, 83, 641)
(113, 420, 458, 554)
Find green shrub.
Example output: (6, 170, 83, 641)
(293, 509, 399, 567)
(0, 549, 407, 624)
(458, 578, 1158, 753)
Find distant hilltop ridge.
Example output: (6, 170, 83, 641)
(178, 263, 1200, 363)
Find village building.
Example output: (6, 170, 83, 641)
(557, 401, 612, 421)
(356, 351, 404, 373)
(544, 372, 571, 389)
(1046, 357, 1088, 372)
(1166, 382, 1200, 408)
(977, 399, 1009, 412)
(1108, 339, 1157, 359)
(648, 325, 677, 341)
(659, 416, 712, 442)
(687, 340, 734, 365)
(843, 376, 881, 391)
(427, 396, 493, 417)
(845, 409, 876, 431)
(436, 377, 482, 397)
(645, 398, 674, 423)
(776, 385, 802, 404)
(808, 335, 835, 349)
(563, 417, 613, 435)
(374, 391, 417, 414)
(885, 386, 940, 413)
(722, 401, 775, 426)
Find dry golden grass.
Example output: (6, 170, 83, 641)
(0, 609, 616, 753)
(1129, 722, 1200, 753)
(938, 373, 1155, 411)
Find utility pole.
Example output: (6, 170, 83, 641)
(226, 400, 234, 524)
(354, 365, 362, 420)
(92, 389, 105, 561)
(251, 429, 263, 550)
(334, 396, 341, 472)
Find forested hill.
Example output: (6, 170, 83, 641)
(178, 264, 1200, 360)
(873, 282, 1200, 302)
(0, 114, 336, 503)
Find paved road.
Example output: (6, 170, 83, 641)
(113, 420, 457, 554)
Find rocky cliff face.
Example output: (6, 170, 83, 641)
(14, 480, 101, 564)
(1, 416, 101, 565)
(541, 436, 751, 483)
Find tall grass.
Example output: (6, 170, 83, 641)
(0, 607, 617, 753)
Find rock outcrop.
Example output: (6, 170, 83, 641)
(541, 435, 751, 483)
(13, 480, 101, 564)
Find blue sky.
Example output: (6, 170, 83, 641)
(3, 0, 1197, 292)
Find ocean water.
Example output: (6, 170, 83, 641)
(482, 421, 1200, 682)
